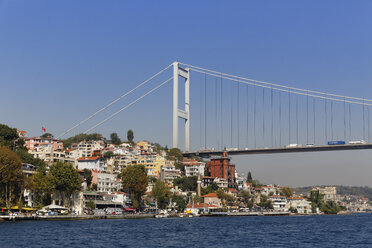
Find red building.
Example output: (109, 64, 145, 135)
(206, 152, 237, 189)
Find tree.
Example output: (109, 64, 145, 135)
(247, 171, 253, 183)
(217, 188, 235, 207)
(281, 187, 293, 198)
(63, 133, 104, 149)
(167, 148, 183, 161)
(201, 182, 219, 195)
(173, 176, 198, 192)
(174, 161, 185, 172)
(83, 169, 92, 187)
(33, 164, 53, 207)
(172, 194, 187, 212)
(0, 123, 25, 151)
(86, 200, 96, 210)
(0, 147, 23, 210)
(121, 164, 148, 209)
(16, 150, 45, 168)
(152, 180, 171, 209)
(103, 151, 114, 159)
(238, 190, 252, 206)
(127, 129, 134, 143)
(321, 200, 341, 214)
(40, 133, 53, 138)
(258, 195, 273, 210)
(110, 133, 121, 145)
(48, 162, 81, 207)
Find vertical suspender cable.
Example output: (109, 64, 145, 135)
(325, 99, 327, 144)
(313, 98, 316, 144)
(205, 73, 207, 149)
(331, 101, 333, 141)
(344, 97, 346, 142)
(271, 88, 274, 147)
(349, 104, 351, 141)
(246, 85, 249, 148)
(363, 99, 366, 141)
(200, 75, 203, 148)
(254, 86, 257, 148)
(368, 106, 370, 143)
(215, 78, 218, 149)
(279, 91, 282, 147)
(307, 91, 310, 144)
(288, 89, 291, 144)
(221, 75, 223, 149)
(237, 81, 240, 148)
(263, 88, 265, 146)
(231, 81, 233, 147)
(296, 94, 299, 145)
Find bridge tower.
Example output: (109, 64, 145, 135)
(173, 61, 190, 151)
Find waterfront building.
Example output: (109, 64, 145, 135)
(287, 196, 312, 214)
(261, 185, 281, 196)
(160, 164, 182, 185)
(25, 136, 63, 151)
(206, 152, 237, 189)
(183, 159, 205, 177)
(202, 193, 222, 207)
(269, 195, 288, 211)
(185, 202, 218, 214)
(77, 156, 107, 172)
(313, 186, 337, 202)
(92, 171, 121, 193)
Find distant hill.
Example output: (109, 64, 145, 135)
(293, 186, 372, 200)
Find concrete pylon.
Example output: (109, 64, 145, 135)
(173, 62, 190, 151)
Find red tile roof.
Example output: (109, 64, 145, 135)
(77, 156, 101, 161)
(186, 203, 218, 208)
(202, 193, 218, 198)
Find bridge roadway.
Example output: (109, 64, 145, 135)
(183, 144, 372, 157)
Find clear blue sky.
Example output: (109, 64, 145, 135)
(1, 0, 372, 186)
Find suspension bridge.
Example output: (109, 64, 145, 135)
(57, 61, 372, 157)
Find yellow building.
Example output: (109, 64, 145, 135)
(127, 154, 165, 177)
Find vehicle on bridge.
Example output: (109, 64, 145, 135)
(349, 140, 366, 144)
(285, 144, 302, 148)
(328, 141, 345, 145)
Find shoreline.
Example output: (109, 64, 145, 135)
(0, 211, 358, 222)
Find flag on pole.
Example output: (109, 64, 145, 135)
(42, 126, 46, 132)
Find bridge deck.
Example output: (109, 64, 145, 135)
(183, 144, 372, 157)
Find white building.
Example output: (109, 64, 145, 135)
(72, 140, 105, 158)
(269, 195, 288, 211)
(96, 172, 121, 193)
(288, 197, 312, 214)
(77, 156, 107, 172)
(183, 159, 205, 177)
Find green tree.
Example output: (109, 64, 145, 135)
(0, 123, 26, 151)
(172, 194, 187, 212)
(40, 133, 53, 138)
(86, 200, 96, 210)
(16, 150, 45, 168)
(247, 171, 253, 183)
(0, 147, 23, 210)
(63, 133, 104, 149)
(127, 129, 134, 143)
(217, 188, 235, 207)
(174, 161, 185, 172)
(110, 133, 121, 145)
(201, 182, 219, 195)
(167, 148, 183, 161)
(83, 169, 92, 187)
(152, 180, 171, 209)
(258, 195, 273, 209)
(281, 187, 293, 198)
(103, 151, 114, 159)
(173, 176, 198, 192)
(33, 164, 53, 207)
(321, 200, 341, 214)
(48, 162, 81, 207)
(238, 190, 252, 206)
(121, 164, 148, 209)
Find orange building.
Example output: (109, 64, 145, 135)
(206, 152, 237, 189)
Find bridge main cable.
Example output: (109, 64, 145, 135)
(186, 67, 372, 106)
(180, 62, 372, 104)
(83, 77, 173, 133)
(57, 63, 172, 138)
